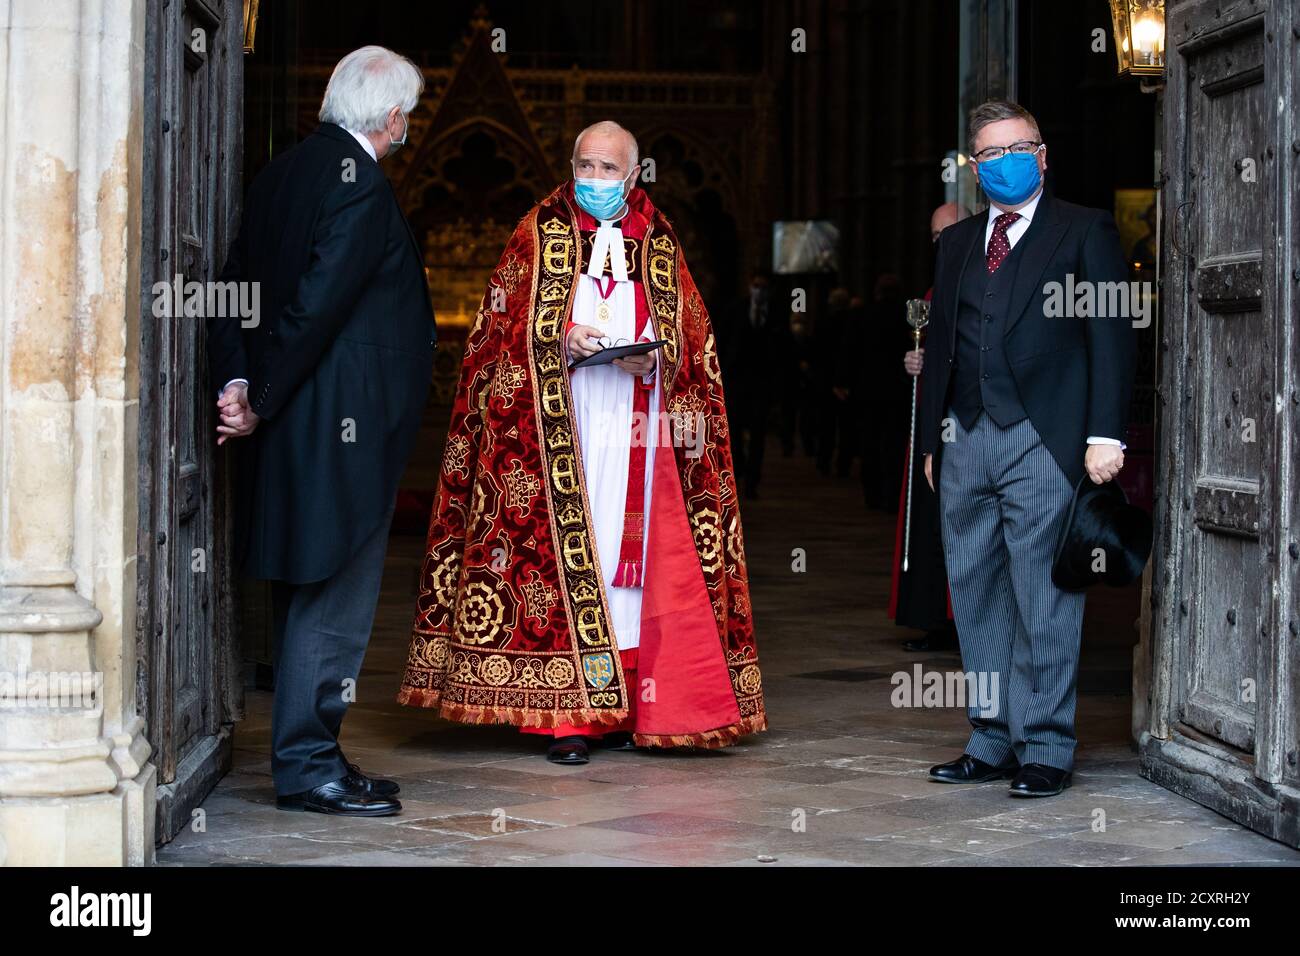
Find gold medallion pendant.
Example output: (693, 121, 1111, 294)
(596, 300, 612, 324)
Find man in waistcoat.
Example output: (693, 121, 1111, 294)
(917, 100, 1136, 797)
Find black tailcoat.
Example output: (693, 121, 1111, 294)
(208, 123, 435, 584)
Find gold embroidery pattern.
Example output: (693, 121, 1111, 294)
(480, 654, 513, 686)
(409, 633, 449, 670)
(702, 329, 722, 384)
(502, 459, 541, 516)
(686, 290, 707, 336)
(522, 570, 560, 625)
(544, 657, 576, 688)
(644, 232, 681, 385)
(728, 647, 764, 718)
(725, 511, 746, 567)
(491, 352, 527, 408)
(498, 252, 529, 297)
(732, 590, 751, 619)
(443, 434, 471, 478)
(531, 209, 625, 712)
(691, 506, 724, 575)
(667, 386, 707, 447)
(453, 575, 517, 646)
(424, 541, 461, 616)
(465, 302, 493, 355)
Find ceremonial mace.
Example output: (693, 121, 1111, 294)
(902, 298, 931, 573)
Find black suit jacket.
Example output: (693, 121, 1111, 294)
(917, 191, 1136, 487)
(208, 123, 435, 584)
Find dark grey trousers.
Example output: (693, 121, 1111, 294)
(938, 412, 1085, 771)
(270, 506, 394, 795)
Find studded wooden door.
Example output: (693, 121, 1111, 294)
(138, 0, 244, 844)
(1142, 0, 1298, 847)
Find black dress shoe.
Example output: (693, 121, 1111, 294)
(276, 773, 403, 816)
(547, 735, 590, 764)
(903, 625, 958, 653)
(601, 731, 638, 751)
(1009, 763, 1072, 797)
(929, 753, 1019, 784)
(345, 761, 401, 798)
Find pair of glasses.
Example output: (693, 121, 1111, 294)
(596, 337, 631, 350)
(971, 140, 1043, 162)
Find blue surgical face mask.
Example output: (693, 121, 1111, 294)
(573, 172, 632, 221)
(976, 150, 1042, 206)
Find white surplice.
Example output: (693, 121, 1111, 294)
(569, 258, 660, 652)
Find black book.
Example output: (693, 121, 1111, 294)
(569, 339, 667, 369)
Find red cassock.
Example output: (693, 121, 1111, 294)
(397, 183, 767, 748)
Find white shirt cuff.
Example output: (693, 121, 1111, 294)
(1087, 436, 1125, 449)
(219, 378, 249, 399)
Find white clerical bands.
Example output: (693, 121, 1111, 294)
(586, 223, 628, 282)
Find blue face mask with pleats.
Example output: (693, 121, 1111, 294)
(977, 151, 1042, 206)
(574, 174, 631, 221)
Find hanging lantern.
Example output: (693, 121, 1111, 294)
(242, 0, 260, 55)
(1109, 0, 1165, 77)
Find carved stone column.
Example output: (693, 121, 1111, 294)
(0, 0, 154, 866)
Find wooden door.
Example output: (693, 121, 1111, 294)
(1143, 0, 1298, 847)
(138, 0, 244, 844)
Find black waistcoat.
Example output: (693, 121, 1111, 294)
(950, 230, 1029, 429)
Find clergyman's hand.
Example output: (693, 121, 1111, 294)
(566, 324, 604, 363)
(1084, 443, 1124, 484)
(903, 348, 924, 377)
(614, 348, 656, 378)
(216, 382, 260, 445)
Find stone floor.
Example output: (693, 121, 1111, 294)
(158, 439, 1300, 867)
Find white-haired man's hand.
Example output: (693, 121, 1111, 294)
(216, 382, 260, 445)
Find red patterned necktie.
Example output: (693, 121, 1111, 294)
(986, 211, 1022, 274)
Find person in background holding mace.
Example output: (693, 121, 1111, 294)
(888, 202, 968, 652)
(899, 298, 930, 570)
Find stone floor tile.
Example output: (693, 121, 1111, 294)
(156, 442, 1300, 868)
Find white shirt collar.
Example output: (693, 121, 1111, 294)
(343, 127, 378, 162)
(988, 188, 1043, 225)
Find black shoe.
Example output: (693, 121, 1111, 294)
(276, 773, 403, 816)
(345, 761, 401, 798)
(601, 731, 638, 751)
(929, 753, 1018, 784)
(903, 627, 959, 653)
(546, 735, 590, 764)
(1009, 763, 1072, 798)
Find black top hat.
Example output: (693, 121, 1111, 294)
(1051, 477, 1153, 592)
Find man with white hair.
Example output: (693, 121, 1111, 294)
(398, 120, 767, 764)
(207, 46, 433, 816)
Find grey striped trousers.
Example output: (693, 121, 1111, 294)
(938, 411, 1085, 771)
